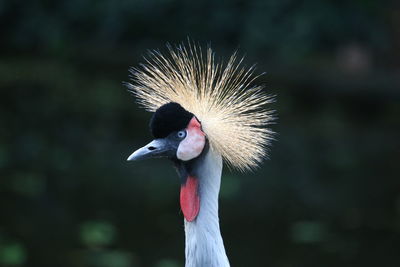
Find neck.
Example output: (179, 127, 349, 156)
(181, 147, 230, 267)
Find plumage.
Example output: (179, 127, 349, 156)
(126, 42, 274, 171)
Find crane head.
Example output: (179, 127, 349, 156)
(126, 43, 274, 172)
(127, 102, 206, 162)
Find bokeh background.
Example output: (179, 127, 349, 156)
(1, 0, 399, 266)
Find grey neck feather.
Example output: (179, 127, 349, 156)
(184, 148, 230, 267)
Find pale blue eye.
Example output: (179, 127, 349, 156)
(177, 130, 186, 139)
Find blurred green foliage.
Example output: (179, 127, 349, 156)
(0, 0, 399, 266)
(0, 242, 26, 266)
(80, 221, 116, 248)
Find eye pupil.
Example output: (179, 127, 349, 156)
(178, 131, 186, 138)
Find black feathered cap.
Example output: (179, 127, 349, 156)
(150, 102, 194, 138)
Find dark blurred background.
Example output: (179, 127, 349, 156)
(1, 0, 399, 266)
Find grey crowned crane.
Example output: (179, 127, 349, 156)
(126, 43, 274, 267)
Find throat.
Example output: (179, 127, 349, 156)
(181, 148, 230, 267)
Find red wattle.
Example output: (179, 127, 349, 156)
(180, 176, 200, 222)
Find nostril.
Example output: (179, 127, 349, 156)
(148, 146, 156, 151)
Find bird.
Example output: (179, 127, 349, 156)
(126, 42, 274, 267)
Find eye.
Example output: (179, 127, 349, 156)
(177, 130, 186, 139)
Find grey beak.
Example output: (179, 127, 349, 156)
(127, 139, 172, 161)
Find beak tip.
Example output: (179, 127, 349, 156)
(127, 154, 135, 161)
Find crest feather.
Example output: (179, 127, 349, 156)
(127, 43, 274, 171)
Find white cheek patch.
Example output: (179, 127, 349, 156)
(177, 117, 206, 161)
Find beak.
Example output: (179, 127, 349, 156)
(127, 139, 174, 161)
